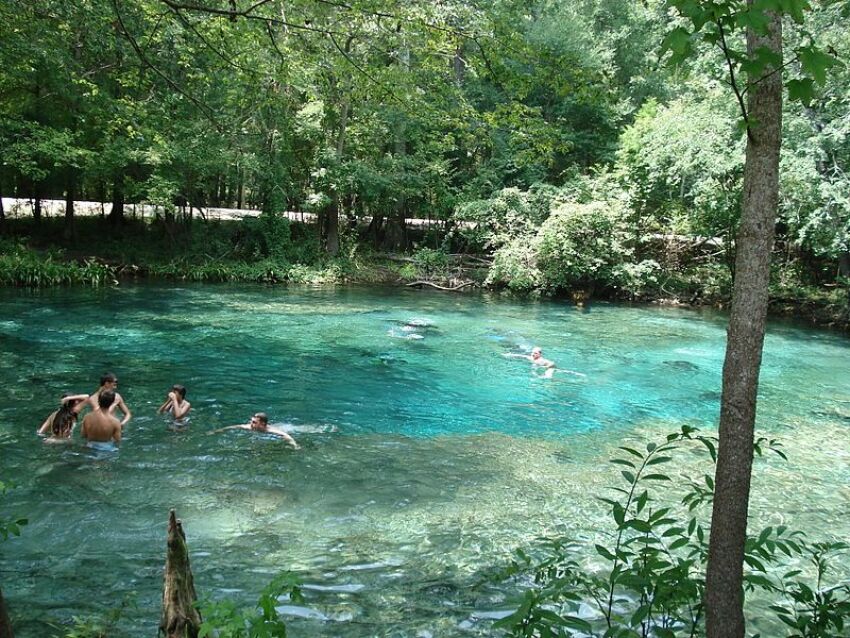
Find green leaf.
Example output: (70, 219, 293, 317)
(646, 455, 672, 466)
(611, 458, 636, 468)
(785, 78, 815, 106)
(621, 470, 636, 484)
(661, 27, 693, 56)
(613, 502, 626, 526)
(596, 544, 616, 562)
(619, 447, 644, 459)
(798, 45, 839, 85)
(562, 615, 593, 632)
(669, 537, 689, 550)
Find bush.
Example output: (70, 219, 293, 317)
(412, 247, 450, 278)
(535, 200, 631, 292)
(486, 237, 543, 291)
(237, 213, 292, 261)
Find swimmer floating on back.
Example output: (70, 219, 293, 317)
(503, 346, 557, 378)
(210, 412, 300, 449)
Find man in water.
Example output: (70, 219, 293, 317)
(504, 347, 556, 378)
(80, 372, 132, 427)
(212, 412, 300, 449)
(158, 384, 191, 419)
(81, 391, 122, 447)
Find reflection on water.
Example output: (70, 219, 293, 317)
(0, 284, 849, 636)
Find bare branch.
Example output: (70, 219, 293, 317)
(716, 20, 753, 142)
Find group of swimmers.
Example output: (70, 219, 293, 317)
(36, 346, 558, 451)
(36, 372, 300, 450)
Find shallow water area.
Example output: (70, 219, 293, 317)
(1, 283, 849, 636)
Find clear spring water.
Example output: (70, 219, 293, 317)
(1, 284, 849, 636)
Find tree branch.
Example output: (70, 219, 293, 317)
(716, 20, 753, 142)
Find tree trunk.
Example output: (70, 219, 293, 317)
(0, 585, 13, 638)
(237, 167, 244, 211)
(159, 510, 202, 638)
(705, 8, 782, 638)
(367, 214, 384, 247)
(31, 177, 42, 223)
(326, 201, 340, 256)
(839, 252, 850, 278)
(110, 173, 125, 225)
(64, 169, 76, 239)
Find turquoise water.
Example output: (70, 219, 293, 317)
(1, 284, 849, 636)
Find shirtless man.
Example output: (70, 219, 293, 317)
(81, 391, 122, 447)
(212, 413, 299, 449)
(504, 346, 557, 378)
(80, 372, 132, 427)
(157, 384, 191, 419)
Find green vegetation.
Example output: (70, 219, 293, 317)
(496, 428, 850, 637)
(198, 573, 302, 638)
(0, 0, 845, 323)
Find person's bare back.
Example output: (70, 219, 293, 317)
(81, 391, 122, 446)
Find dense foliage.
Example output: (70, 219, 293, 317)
(2, 0, 845, 323)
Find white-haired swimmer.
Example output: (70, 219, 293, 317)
(503, 346, 556, 378)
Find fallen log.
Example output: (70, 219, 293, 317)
(159, 510, 202, 638)
(406, 280, 475, 291)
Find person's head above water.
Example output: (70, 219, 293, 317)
(100, 372, 118, 388)
(52, 394, 84, 436)
(98, 390, 116, 410)
(250, 412, 269, 431)
(531, 347, 542, 359)
(171, 384, 187, 400)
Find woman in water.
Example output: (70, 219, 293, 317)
(37, 394, 89, 441)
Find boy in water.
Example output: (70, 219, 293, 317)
(81, 391, 122, 448)
(212, 413, 299, 449)
(158, 384, 191, 419)
(80, 372, 132, 427)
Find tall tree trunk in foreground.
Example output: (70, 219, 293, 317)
(0, 586, 13, 638)
(160, 510, 201, 638)
(705, 7, 782, 638)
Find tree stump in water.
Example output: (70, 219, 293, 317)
(0, 586, 13, 638)
(159, 510, 202, 638)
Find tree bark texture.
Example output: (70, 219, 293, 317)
(705, 8, 782, 638)
(0, 585, 13, 638)
(159, 510, 202, 638)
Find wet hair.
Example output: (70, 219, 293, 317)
(172, 384, 187, 399)
(51, 395, 82, 437)
(100, 372, 117, 386)
(98, 390, 116, 410)
(254, 412, 268, 425)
